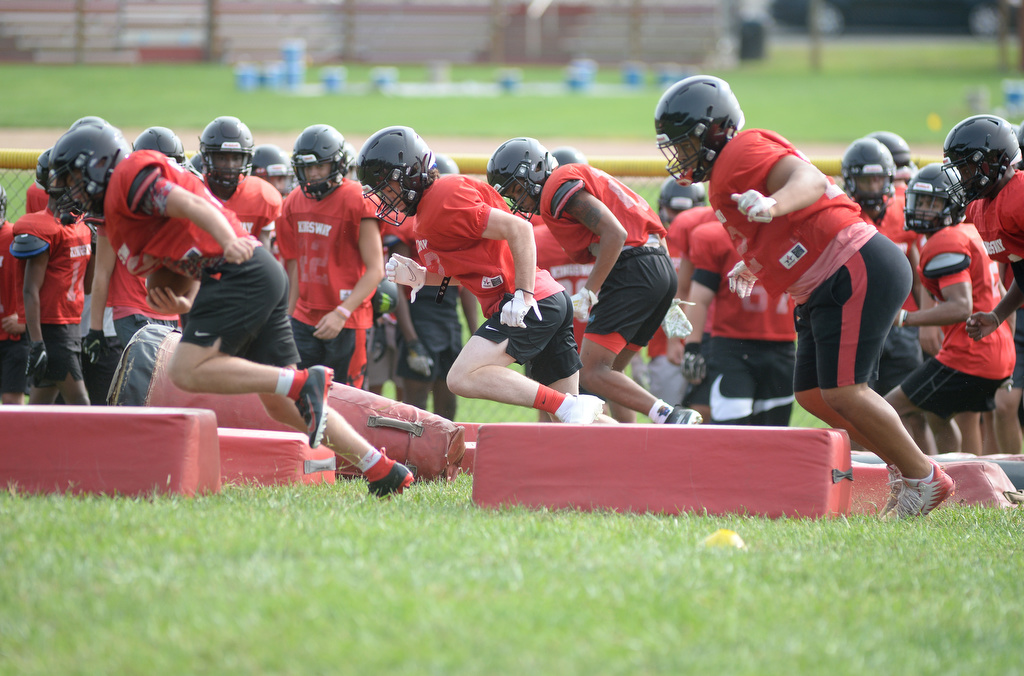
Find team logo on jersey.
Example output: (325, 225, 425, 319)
(984, 238, 1005, 256)
(240, 220, 255, 234)
(779, 243, 807, 269)
(480, 275, 504, 289)
(297, 220, 332, 236)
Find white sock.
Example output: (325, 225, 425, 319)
(904, 465, 935, 486)
(274, 368, 295, 396)
(555, 394, 577, 421)
(649, 399, 673, 424)
(356, 448, 383, 473)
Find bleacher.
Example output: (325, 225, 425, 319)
(0, 0, 731, 67)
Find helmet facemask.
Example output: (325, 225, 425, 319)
(293, 154, 342, 200)
(656, 123, 717, 186)
(363, 166, 422, 227)
(201, 147, 252, 199)
(493, 161, 544, 217)
(942, 150, 1006, 207)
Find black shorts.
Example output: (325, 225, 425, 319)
(793, 233, 912, 391)
(0, 338, 29, 394)
(1012, 308, 1024, 389)
(35, 323, 84, 386)
(707, 336, 795, 424)
(475, 289, 581, 386)
(587, 246, 677, 348)
(901, 357, 1010, 419)
(182, 246, 300, 368)
(290, 317, 367, 387)
(869, 325, 923, 396)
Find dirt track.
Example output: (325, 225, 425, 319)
(0, 128, 850, 159)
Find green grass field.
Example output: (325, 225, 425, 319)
(0, 39, 1017, 149)
(2, 39, 1023, 674)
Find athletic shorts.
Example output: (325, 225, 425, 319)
(0, 338, 29, 394)
(901, 357, 1010, 419)
(183, 246, 300, 368)
(683, 335, 714, 409)
(793, 233, 912, 392)
(586, 246, 677, 349)
(35, 323, 84, 386)
(1012, 308, 1024, 389)
(707, 336, 795, 424)
(869, 325, 923, 396)
(475, 289, 581, 386)
(291, 317, 368, 389)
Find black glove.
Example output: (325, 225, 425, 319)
(27, 340, 48, 381)
(682, 342, 706, 384)
(82, 329, 107, 365)
(406, 340, 435, 377)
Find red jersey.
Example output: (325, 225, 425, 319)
(689, 221, 795, 341)
(12, 209, 91, 324)
(534, 219, 591, 348)
(277, 178, 378, 329)
(919, 223, 1013, 380)
(106, 256, 177, 321)
(103, 150, 248, 279)
(539, 163, 667, 264)
(412, 175, 563, 317)
(0, 220, 25, 340)
(222, 176, 282, 238)
(964, 171, 1024, 265)
(708, 129, 864, 296)
(25, 183, 48, 215)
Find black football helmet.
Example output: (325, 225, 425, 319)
(292, 124, 346, 200)
(48, 120, 130, 221)
(903, 162, 965, 235)
(69, 116, 108, 130)
(0, 183, 6, 223)
(133, 126, 186, 165)
(486, 137, 555, 217)
(356, 126, 435, 226)
(434, 153, 460, 175)
(943, 114, 1020, 207)
(867, 130, 916, 181)
(252, 143, 297, 195)
(550, 145, 588, 166)
(654, 75, 744, 185)
(658, 176, 707, 223)
(199, 116, 254, 198)
(841, 137, 895, 212)
(36, 148, 52, 190)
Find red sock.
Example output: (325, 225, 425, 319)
(533, 385, 567, 414)
(287, 369, 309, 400)
(364, 452, 395, 482)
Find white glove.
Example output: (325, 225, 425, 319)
(385, 253, 426, 303)
(731, 190, 777, 223)
(570, 288, 598, 322)
(500, 289, 543, 328)
(661, 299, 694, 339)
(727, 260, 758, 299)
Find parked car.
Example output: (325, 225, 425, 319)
(769, 0, 1016, 36)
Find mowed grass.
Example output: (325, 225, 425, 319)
(0, 39, 1016, 150)
(2, 480, 1022, 676)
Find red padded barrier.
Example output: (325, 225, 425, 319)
(851, 459, 1016, 514)
(472, 424, 852, 518)
(218, 428, 336, 486)
(0, 406, 220, 497)
(120, 328, 465, 481)
(458, 442, 476, 475)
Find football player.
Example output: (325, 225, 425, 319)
(0, 183, 29, 404)
(199, 116, 281, 249)
(276, 124, 383, 391)
(47, 118, 413, 496)
(654, 74, 953, 518)
(488, 137, 701, 425)
(358, 125, 605, 425)
(885, 163, 1015, 453)
(252, 143, 297, 198)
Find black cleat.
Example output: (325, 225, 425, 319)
(295, 365, 333, 448)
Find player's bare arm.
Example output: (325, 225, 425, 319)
(562, 189, 626, 293)
(900, 281, 972, 327)
(164, 186, 254, 264)
(763, 154, 829, 217)
(482, 207, 537, 292)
